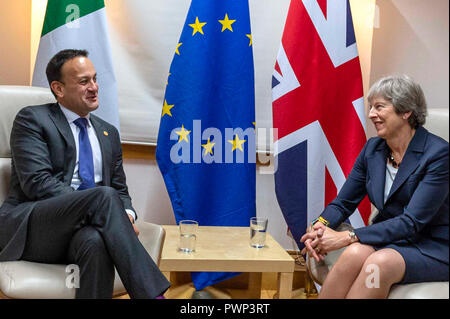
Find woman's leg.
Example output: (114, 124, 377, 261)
(319, 243, 375, 299)
(346, 248, 406, 299)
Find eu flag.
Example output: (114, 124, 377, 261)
(156, 0, 256, 290)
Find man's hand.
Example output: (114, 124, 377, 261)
(127, 213, 140, 236)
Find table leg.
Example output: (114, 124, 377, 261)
(163, 271, 172, 282)
(277, 272, 293, 299)
(248, 273, 262, 299)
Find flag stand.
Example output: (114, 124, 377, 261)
(192, 286, 232, 299)
(164, 283, 232, 299)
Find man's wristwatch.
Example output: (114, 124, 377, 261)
(348, 230, 357, 243)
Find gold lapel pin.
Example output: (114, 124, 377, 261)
(103, 131, 109, 136)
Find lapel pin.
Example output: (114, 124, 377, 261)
(103, 131, 108, 136)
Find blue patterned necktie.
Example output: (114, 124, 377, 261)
(74, 118, 96, 190)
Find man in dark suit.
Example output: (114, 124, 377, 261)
(0, 49, 170, 298)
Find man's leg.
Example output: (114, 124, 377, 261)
(21, 186, 170, 298)
(87, 186, 170, 298)
(21, 189, 102, 264)
(67, 226, 115, 299)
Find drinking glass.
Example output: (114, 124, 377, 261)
(250, 217, 268, 248)
(179, 220, 198, 252)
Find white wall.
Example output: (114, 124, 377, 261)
(366, 0, 449, 138)
(123, 158, 175, 225)
(371, 1, 449, 104)
(0, 0, 31, 85)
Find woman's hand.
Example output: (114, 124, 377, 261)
(314, 226, 351, 253)
(300, 222, 327, 262)
(300, 223, 353, 262)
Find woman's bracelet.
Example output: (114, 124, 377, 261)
(311, 216, 330, 227)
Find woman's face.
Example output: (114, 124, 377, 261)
(368, 96, 411, 140)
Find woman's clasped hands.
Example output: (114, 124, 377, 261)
(300, 222, 352, 262)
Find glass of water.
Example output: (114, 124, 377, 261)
(250, 217, 268, 248)
(179, 220, 198, 253)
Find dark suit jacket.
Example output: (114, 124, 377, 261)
(321, 126, 449, 264)
(0, 103, 135, 261)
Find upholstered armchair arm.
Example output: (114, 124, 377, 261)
(135, 222, 166, 266)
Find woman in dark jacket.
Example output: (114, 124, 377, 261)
(301, 75, 449, 298)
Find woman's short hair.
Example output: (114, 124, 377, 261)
(367, 75, 427, 128)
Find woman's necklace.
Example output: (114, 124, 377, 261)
(388, 151, 401, 168)
(387, 129, 415, 169)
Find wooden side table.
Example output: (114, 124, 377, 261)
(159, 225, 295, 298)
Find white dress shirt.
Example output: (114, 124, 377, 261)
(384, 160, 398, 204)
(59, 104, 103, 189)
(59, 104, 136, 221)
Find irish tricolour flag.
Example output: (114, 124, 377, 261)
(32, 0, 119, 129)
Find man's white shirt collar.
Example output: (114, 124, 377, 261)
(58, 103, 91, 127)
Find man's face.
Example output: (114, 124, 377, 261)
(53, 56, 99, 117)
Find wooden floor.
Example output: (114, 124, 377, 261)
(116, 259, 319, 300)
(116, 286, 317, 299)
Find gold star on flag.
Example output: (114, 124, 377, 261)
(176, 125, 191, 143)
(189, 17, 207, 36)
(219, 13, 236, 32)
(228, 135, 246, 152)
(162, 100, 174, 117)
(175, 43, 182, 55)
(246, 34, 252, 46)
(202, 138, 215, 155)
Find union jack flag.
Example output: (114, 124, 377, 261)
(272, 0, 371, 249)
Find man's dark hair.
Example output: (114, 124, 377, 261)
(46, 49, 89, 97)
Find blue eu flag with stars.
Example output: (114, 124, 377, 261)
(156, 0, 256, 290)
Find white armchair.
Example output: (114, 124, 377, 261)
(306, 108, 449, 299)
(0, 85, 166, 299)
